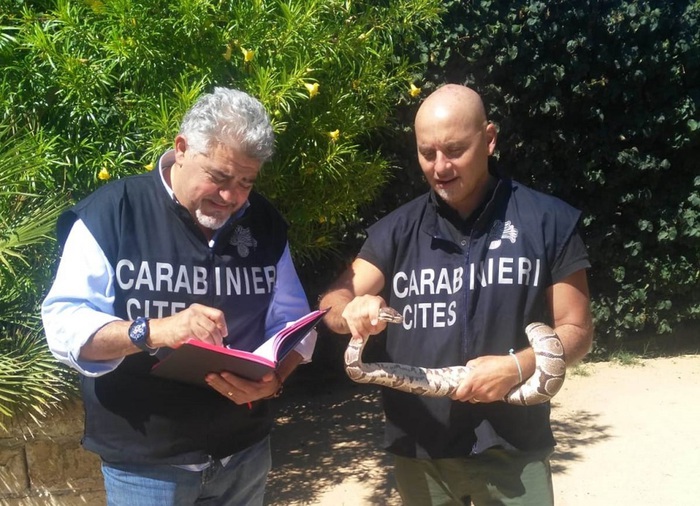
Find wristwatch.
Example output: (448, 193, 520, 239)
(128, 317, 158, 355)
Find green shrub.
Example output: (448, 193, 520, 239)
(0, 127, 75, 427)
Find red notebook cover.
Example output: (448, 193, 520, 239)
(150, 307, 328, 388)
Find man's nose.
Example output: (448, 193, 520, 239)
(219, 185, 243, 205)
(434, 151, 452, 174)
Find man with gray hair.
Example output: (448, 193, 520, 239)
(42, 87, 316, 505)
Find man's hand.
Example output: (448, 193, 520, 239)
(150, 303, 228, 349)
(341, 294, 390, 338)
(205, 371, 281, 405)
(451, 354, 525, 403)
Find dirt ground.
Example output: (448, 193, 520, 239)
(263, 354, 700, 506)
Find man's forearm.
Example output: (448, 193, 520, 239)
(79, 320, 138, 361)
(555, 320, 594, 366)
(318, 289, 353, 335)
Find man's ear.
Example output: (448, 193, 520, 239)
(173, 134, 188, 162)
(485, 122, 498, 155)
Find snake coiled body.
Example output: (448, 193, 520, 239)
(344, 308, 566, 406)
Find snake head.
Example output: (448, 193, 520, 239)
(377, 307, 403, 324)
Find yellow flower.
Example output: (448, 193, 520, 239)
(409, 83, 421, 98)
(98, 167, 111, 180)
(329, 129, 340, 141)
(304, 82, 320, 98)
(145, 163, 154, 172)
(223, 43, 233, 61)
(241, 47, 254, 62)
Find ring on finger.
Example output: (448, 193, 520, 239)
(227, 391, 234, 397)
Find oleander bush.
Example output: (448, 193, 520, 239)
(1, 0, 441, 259)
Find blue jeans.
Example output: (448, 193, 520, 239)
(101, 436, 271, 506)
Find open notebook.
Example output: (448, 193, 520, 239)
(151, 307, 329, 388)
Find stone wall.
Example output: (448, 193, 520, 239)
(0, 400, 105, 505)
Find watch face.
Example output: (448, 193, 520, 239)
(130, 318, 148, 344)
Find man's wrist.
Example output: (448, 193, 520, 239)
(509, 349, 523, 383)
(128, 317, 159, 356)
(264, 370, 284, 399)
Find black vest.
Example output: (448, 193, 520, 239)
(57, 165, 289, 464)
(359, 179, 589, 458)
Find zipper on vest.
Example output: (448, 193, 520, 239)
(462, 241, 471, 364)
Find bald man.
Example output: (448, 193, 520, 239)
(320, 84, 593, 505)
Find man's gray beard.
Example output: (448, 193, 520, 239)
(434, 187, 453, 203)
(196, 209, 227, 231)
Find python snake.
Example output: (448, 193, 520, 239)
(343, 307, 566, 406)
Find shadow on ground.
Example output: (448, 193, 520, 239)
(550, 403, 612, 475)
(265, 369, 395, 505)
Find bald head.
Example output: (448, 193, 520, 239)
(415, 85, 488, 132)
(413, 84, 497, 218)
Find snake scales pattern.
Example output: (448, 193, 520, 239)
(344, 307, 566, 406)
